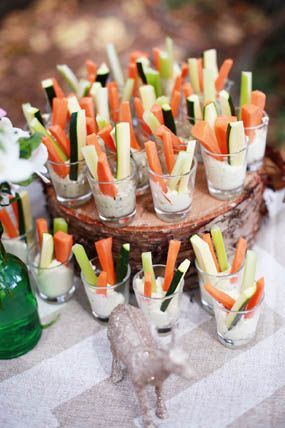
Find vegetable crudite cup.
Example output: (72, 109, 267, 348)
(145, 139, 197, 223)
(83, 124, 137, 228)
(0, 191, 35, 264)
(133, 241, 190, 333)
(73, 238, 130, 321)
(29, 226, 75, 303)
(190, 228, 247, 314)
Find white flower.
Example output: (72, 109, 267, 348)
(0, 116, 48, 183)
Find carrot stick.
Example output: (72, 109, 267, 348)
(163, 240, 181, 291)
(119, 101, 141, 150)
(230, 238, 247, 274)
(85, 59, 97, 82)
(108, 84, 120, 122)
(151, 104, 164, 124)
(130, 50, 149, 63)
(152, 47, 160, 70)
(97, 271, 107, 295)
(79, 97, 95, 119)
(245, 277, 264, 318)
(214, 116, 237, 155)
(191, 121, 221, 154)
(86, 133, 103, 155)
(98, 125, 116, 152)
(162, 130, 175, 173)
(251, 90, 266, 111)
(52, 97, 68, 129)
(171, 75, 182, 98)
(181, 62, 189, 80)
(144, 272, 152, 298)
(202, 233, 220, 272)
(52, 78, 65, 98)
(170, 90, 181, 118)
(144, 140, 168, 193)
(215, 59, 233, 91)
(54, 230, 73, 263)
(0, 208, 18, 238)
(128, 62, 139, 96)
(9, 195, 19, 229)
(204, 283, 236, 310)
(36, 218, 48, 248)
(97, 152, 117, 198)
(183, 82, 193, 99)
(86, 117, 97, 135)
(95, 237, 116, 285)
(241, 104, 263, 143)
(48, 125, 70, 158)
(42, 136, 69, 178)
(156, 124, 182, 152)
(197, 58, 203, 92)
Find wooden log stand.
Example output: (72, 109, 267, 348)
(45, 165, 265, 280)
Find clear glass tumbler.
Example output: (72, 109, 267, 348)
(2, 228, 35, 264)
(245, 111, 269, 171)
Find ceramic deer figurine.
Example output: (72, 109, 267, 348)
(107, 304, 192, 428)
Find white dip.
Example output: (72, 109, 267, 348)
(84, 285, 125, 318)
(3, 238, 28, 264)
(49, 169, 90, 199)
(199, 270, 241, 308)
(35, 257, 74, 298)
(132, 149, 148, 189)
(203, 156, 246, 191)
(151, 182, 192, 213)
(134, 276, 181, 330)
(94, 179, 136, 218)
(247, 125, 267, 165)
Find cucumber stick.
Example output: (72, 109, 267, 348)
(67, 96, 81, 114)
(115, 243, 130, 282)
(145, 68, 162, 97)
(188, 58, 200, 94)
(165, 36, 174, 77)
(19, 191, 32, 234)
(142, 252, 156, 292)
(30, 118, 67, 161)
(136, 57, 148, 84)
(203, 101, 218, 128)
(81, 145, 98, 179)
(186, 94, 202, 124)
(72, 244, 98, 285)
(41, 78, 57, 107)
(190, 234, 217, 275)
(95, 62, 110, 87)
(162, 103, 176, 134)
(77, 79, 91, 98)
(116, 122, 131, 180)
(139, 85, 156, 111)
(241, 250, 257, 292)
(15, 193, 25, 236)
(57, 64, 79, 92)
(159, 52, 172, 79)
(178, 140, 196, 192)
(122, 78, 135, 102)
(168, 151, 190, 191)
(239, 71, 252, 110)
(160, 259, 190, 312)
(203, 68, 216, 103)
(203, 49, 218, 79)
(219, 90, 235, 116)
(40, 233, 54, 268)
(210, 225, 228, 272)
(96, 87, 110, 121)
(106, 43, 124, 88)
(90, 82, 102, 106)
(156, 96, 169, 106)
(22, 103, 44, 127)
(69, 110, 87, 180)
(227, 121, 245, 166)
(142, 111, 161, 134)
(226, 285, 256, 330)
(53, 218, 68, 234)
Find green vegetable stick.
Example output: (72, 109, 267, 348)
(142, 252, 156, 292)
(53, 218, 68, 234)
(72, 244, 98, 285)
(239, 71, 252, 109)
(241, 250, 257, 291)
(211, 225, 228, 272)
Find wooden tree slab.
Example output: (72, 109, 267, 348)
(45, 165, 265, 280)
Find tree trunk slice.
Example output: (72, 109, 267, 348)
(45, 165, 265, 283)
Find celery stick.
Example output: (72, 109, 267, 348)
(122, 78, 135, 102)
(40, 233, 54, 268)
(203, 49, 218, 79)
(57, 64, 79, 92)
(142, 111, 161, 134)
(190, 234, 217, 275)
(72, 244, 98, 285)
(165, 36, 174, 77)
(20, 191, 32, 234)
(116, 122, 131, 180)
(241, 250, 257, 291)
(81, 145, 98, 179)
(145, 68, 162, 97)
(139, 85, 156, 110)
(210, 225, 228, 272)
(159, 52, 172, 79)
(106, 43, 124, 88)
(188, 58, 200, 94)
(239, 71, 252, 110)
(203, 68, 216, 103)
(53, 218, 68, 234)
(142, 251, 156, 291)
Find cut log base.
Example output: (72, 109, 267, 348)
(45, 166, 265, 286)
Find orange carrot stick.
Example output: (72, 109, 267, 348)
(42, 136, 69, 178)
(215, 59, 233, 91)
(97, 271, 107, 295)
(162, 130, 175, 173)
(130, 50, 149, 63)
(171, 75, 182, 98)
(108, 84, 120, 122)
(48, 125, 70, 158)
(191, 121, 221, 154)
(144, 140, 168, 193)
(86, 133, 103, 155)
(241, 104, 263, 143)
(97, 152, 117, 198)
(214, 116, 237, 155)
(119, 101, 141, 150)
(152, 47, 160, 70)
(170, 90, 181, 118)
(183, 82, 193, 99)
(95, 237, 116, 285)
(151, 104, 164, 124)
(98, 125, 116, 152)
(245, 277, 265, 318)
(86, 117, 97, 135)
(204, 283, 236, 310)
(156, 124, 182, 152)
(79, 97, 95, 119)
(163, 240, 181, 292)
(54, 231, 73, 263)
(128, 62, 139, 96)
(202, 233, 220, 272)
(230, 238, 247, 274)
(144, 272, 152, 298)
(85, 59, 97, 82)
(36, 218, 48, 248)
(181, 62, 189, 80)
(0, 208, 18, 238)
(52, 78, 65, 98)
(52, 97, 68, 129)
(251, 90, 266, 111)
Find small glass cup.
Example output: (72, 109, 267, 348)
(133, 264, 184, 333)
(195, 246, 244, 314)
(81, 257, 130, 321)
(148, 156, 197, 223)
(2, 228, 35, 264)
(201, 145, 248, 200)
(87, 157, 137, 228)
(28, 245, 75, 303)
(213, 288, 264, 348)
(245, 111, 269, 171)
(47, 159, 92, 208)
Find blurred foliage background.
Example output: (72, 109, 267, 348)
(0, 0, 284, 149)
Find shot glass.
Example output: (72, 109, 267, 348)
(47, 159, 92, 208)
(201, 145, 248, 200)
(2, 228, 35, 264)
(213, 290, 264, 348)
(133, 264, 184, 333)
(245, 111, 269, 171)
(28, 245, 75, 303)
(148, 156, 197, 223)
(81, 257, 130, 321)
(195, 247, 244, 314)
(87, 157, 137, 228)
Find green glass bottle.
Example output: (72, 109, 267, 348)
(0, 222, 42, 359)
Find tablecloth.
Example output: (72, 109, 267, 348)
(0, 182, 285, 428)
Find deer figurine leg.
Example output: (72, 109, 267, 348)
(134, 384, 156, 428)
(110, 347, 123, 384)
(155, 383, 168, 419)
